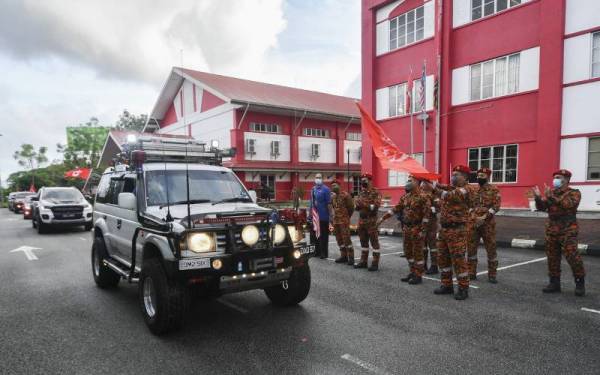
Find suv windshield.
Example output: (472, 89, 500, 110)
(145, 170, 251, 207)
(15, 192, 34, 199)
(42, 189, 83, 201)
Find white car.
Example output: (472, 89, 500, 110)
(32, 187, 93, 233)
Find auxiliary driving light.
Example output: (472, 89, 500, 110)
(187, 232, 216, 253)
(287, 226, 303, 243)
(241, 225, 260, 246)
(293, 250, 302, 259)
(212, 259, 222, 270)
(270, 224, 286, 245)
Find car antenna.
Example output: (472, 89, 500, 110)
(185, 141, 192, 229)
(162, 139, 173, 222)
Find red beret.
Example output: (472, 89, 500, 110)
(553, 169, 572, 178)
(360, 173, 373, 180)
(452, 165, 471, 174)
(477, 167, 492, 176)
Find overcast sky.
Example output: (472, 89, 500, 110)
(0, 0, 361, 185)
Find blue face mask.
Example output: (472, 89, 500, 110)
(552, 178, 562, 188)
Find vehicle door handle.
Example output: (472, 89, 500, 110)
(116, 219, 122, 230)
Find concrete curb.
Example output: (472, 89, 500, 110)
(375, 228, 600, 256)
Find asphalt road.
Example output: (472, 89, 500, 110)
(1, 208, 599, 375)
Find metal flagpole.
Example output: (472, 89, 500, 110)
(409, 65, 414, 155)
(423, 60, 427, 167)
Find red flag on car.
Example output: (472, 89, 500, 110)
(64, 168, 91, 180)
(356, 102, 440, 181)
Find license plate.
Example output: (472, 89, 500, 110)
(179, 258, 211, 270)
(63, 214, 75, 218)
(299, 244, 316, 255)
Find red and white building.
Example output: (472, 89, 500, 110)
(143, 68, 361, 201)
(362, 0, 600, 210)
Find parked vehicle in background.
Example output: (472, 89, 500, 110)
(22, 195, 36, 219)
(32, 187, 93, 233)
(12, 192, 36, 213)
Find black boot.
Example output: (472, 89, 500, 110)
(454, 287, 469, 300)
(488, 276, 498, 284)
(408, 276, 422, 285)
(575, 277, 585, 297)
(434, 285, 454, 295)
(542, 276, 561, 293)
(368, 252, 380, 271)
(334, 249, 347, 263)
(401, 273, 414, 282)
(346, 248, 355, 266)
(354, 250, 369, 269)
(425, 265, 439, 275)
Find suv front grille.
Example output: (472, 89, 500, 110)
(51, 206, 84, 220)
(215, 225, 274, 252)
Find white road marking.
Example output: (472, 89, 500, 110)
(79, 237, 88, 241)
(511, 239, 537, 248)
(218, 299, 249, 314)
(421, 275, 480, 289)
(581, 308, 600, 315)
(341, 354, 392, 375)
(381, 251, 403, 257)
(476, 257, 546, 276)
(10, 246, 42, 261)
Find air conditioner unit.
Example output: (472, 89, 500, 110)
(310, 144, 320, 160)
(358, 146, 362, 161)
(246, 139, 256, 155)
(270, 141, 280, 157)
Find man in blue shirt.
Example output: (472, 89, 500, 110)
(309, 173, 333, 259)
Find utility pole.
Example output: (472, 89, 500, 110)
(347, 148, 351, 193)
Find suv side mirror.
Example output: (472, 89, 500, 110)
(118, 192, 137, 210)
(248, 190, 257, 203)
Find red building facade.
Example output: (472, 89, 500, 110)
(362, 0, 600, 210)
(144, 68, 361, 201)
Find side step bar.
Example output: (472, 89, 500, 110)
(103, 258, 139, 283)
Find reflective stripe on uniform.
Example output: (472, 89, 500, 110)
(429, 249, 438, 253)
(468, 256, 478, 260)
(440, 267, 452, 273)
(458, 272, 469, 278)
(416, 261, 425, 265)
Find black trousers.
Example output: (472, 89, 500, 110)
(310, 220, 330, 258)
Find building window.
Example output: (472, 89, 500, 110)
(471, 0, 521, 21)
(389, 83, 407, 117)
(259, 175, 275, 200)
(468, 144, 518, 183)
(470, 53, 520, 101)
(352, 175, 360, 196)
(310, 144, 320, 160)
(250, 122, 280, 133)
(592, 32, 600, 79)
(303, 128, 329, 138)
(347, 132, 362, 141)
(270, 141, 280, 158)
(389, 5, 425, 51)
(388, 153, 423, 186)
(588, 137, 600, 180)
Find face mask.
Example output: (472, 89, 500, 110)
(405, 182, 414, 191)
(552, 178, 562, 189)
(315, 178, 322, 185)
(451, 176, 459, 186)
(477, 178, 487, 186)
(332, 186, 340, 193)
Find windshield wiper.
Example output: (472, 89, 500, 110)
(212, 197, 252, 205)
(159, 199, 211, 209)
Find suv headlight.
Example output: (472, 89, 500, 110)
(187, 232, 216, 253)
(270, 224, 286, 245)
(287, 225, 303, 244)
(241, 225, 260, 246)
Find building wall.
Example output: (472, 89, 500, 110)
(362, 0, 600, 210)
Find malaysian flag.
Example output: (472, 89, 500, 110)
(406, 66, 413, 114)
(418, 61, 427, 113)
(311, 188, 321, 239)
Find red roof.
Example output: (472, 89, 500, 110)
(178, 68, 359, 119)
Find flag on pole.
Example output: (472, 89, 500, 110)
(356, 102, 439, 181)
(419, 61, 427, 113)
(64, 168, 91, 180)
(406, 66, 413, 114)
(311, 203, 320, 239)
(29, 183, 36, 193)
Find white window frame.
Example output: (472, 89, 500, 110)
(270, 140, 280, 158)
(389, 5, 426, 51)
(470, 53, 520, 102)
(588, 137, 600, 181)
(388, 153, 424, 187)
(592, 32, 600, 79)
(249, 122, 280, 134)
(303, 128, 329, 138)
(471, 0, 521, 22)
(468, 144, 518, 183)
(389, 83, 407, 117)
(347, 132, 362, 141)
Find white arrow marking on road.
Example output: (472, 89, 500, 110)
(10, 246, 42, 261)
(581, 308, 600, 315)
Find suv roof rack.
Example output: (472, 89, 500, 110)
(118, 136, 236, 166)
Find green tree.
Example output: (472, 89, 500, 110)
(57, 117, 109, 169)
(114, 109, 147, 132)
(13, 144, 48, 187)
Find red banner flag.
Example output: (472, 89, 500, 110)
(29, 183, 36, 193)
(64, 168, 91, 180)
(356, 102, 440, 181)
